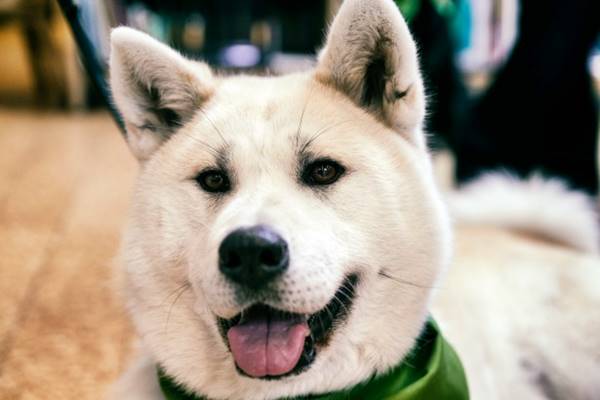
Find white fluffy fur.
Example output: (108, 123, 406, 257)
(108, 1, 600, 399)
(316, 0, 426, 148)
(110, 28, 214, 160)
(109, 1, 451, 399)
(432, 226, 600, 400)
(448, 173, 599, 254)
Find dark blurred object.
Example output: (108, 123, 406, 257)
(19, 0, 65, 107)
(122, 0, 326, 69)
(407, 0, 467, 150)
(57, 0, 329, 117)
(455, 0, 600, 193)
(0, 0, 85, 108)
(58, 0, 124, 131)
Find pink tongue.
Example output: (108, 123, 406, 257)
(227, 316, 309, 378)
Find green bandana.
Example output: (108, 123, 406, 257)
(158, 319, 469, 400)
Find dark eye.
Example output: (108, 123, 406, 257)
(195, 170, 231, 193)
(303, 159, 345, 186)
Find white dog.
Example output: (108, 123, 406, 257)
(107, 0, 599, 399)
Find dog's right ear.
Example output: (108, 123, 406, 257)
(110, 27, 214, 161)
(316, 0, 426, 148)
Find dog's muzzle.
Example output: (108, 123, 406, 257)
(216, 225, 359, 379)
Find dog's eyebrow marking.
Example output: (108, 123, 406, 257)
(294, 84, 315, 149)
(178, 128, 226, 160)
(297, 119, 353, 155)
(173, 108, 230, 161)
(198, 108, 230, 148)
(215, 148, 230, 171)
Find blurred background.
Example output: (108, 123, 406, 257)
(0, 0, 598, 191)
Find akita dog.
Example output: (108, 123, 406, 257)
(108, 0, 466, 398)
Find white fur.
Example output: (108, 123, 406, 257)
(316, 0, 426, 148)
(108, 2, 600, 399)
(432, 223, 600, 400)
(109, 1, 452, 399)
(448, 173, 599, 254)
(109, 345, 162, 400)
(110, 28, 214, 160)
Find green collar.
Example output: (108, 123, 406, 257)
(158, 319, 469, 400)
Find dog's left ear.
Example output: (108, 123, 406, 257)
(110, 27, 215, 161)
(316, 0, 426, 148)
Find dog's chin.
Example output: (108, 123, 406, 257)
(216, 274, 359, 380)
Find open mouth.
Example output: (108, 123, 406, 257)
(217, 274, 359, 379)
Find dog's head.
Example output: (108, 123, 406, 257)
(110, 0, 451, 398)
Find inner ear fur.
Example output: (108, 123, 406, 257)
(315, 0, 426, 147)
(110, 27, 215, 160)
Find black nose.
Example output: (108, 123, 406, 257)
(218, 225, 289, 289)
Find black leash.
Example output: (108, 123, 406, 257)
(56, 0, 126, 136)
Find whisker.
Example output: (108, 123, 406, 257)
(332, 294, 351, 317)
(318, 311, 327, 338)
(160, 281, 192, 307)
(299, 119, 353, 154)
(198, 108, 229, 148)
(334, 288, 355, 315)
(239, 308, 246, 324)
(163, 282, 191, 334)
(294, 84, 314, 149)
(178, 129, 222, 158)
(378, 270, 438, 290)
(336, 286, 355, 302)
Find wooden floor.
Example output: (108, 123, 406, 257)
(0, 110, 137, 399)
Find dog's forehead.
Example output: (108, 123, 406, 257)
(214, 74, 311, 144)
(217, 73, 311, 106)
(193, 74, 372, 153)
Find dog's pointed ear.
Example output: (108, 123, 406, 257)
(110, 27, 215, 160)
(315, 0, 426, 148)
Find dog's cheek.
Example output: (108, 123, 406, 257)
(309, 149, 449, 368)
(132, 179, 204, 280)
(269, 196, 358, 309)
